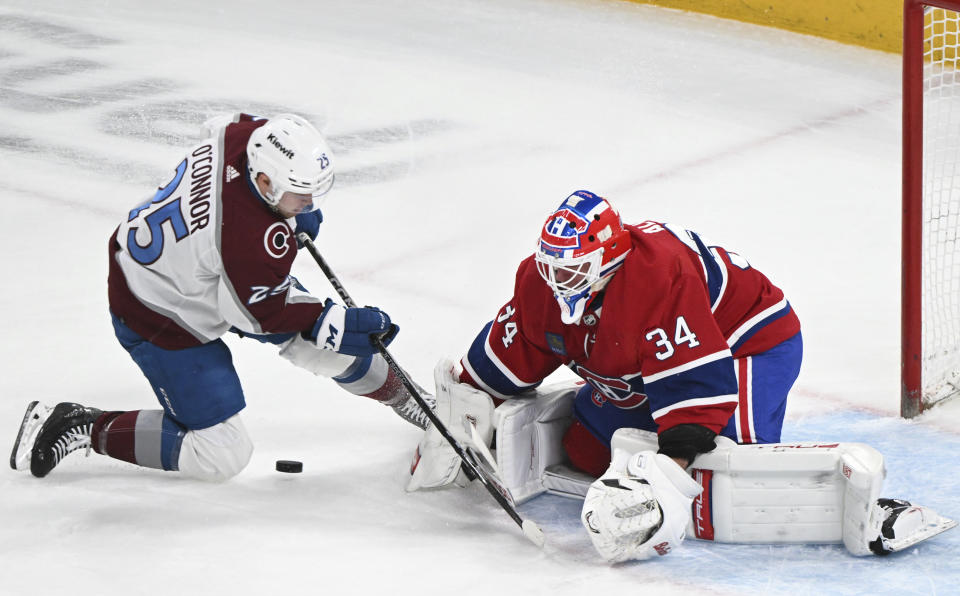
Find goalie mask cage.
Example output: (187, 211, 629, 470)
(903, 0, 960, 416)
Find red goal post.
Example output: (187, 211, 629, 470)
(902, 0, 960, 417)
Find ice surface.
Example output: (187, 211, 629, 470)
(0, 1, 956, 594)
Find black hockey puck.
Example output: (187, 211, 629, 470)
(275, 460, 303, 473)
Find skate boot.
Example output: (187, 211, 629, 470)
(391, 392, 436, 430)
(27, 402, 103, 478)
(868, 498, 958, 555)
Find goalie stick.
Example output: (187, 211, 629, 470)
(297, 233, 545, 548)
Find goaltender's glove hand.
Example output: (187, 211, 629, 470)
(581, 449, 702, 563)
(306, 298, 399, 357)
(294, 210, 323, 248)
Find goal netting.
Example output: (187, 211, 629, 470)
(903, 0, 960, 416)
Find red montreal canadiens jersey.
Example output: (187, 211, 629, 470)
(460, 221, 800, 434)
(108, 114, 327, 349)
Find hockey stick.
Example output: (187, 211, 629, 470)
(297, 233, 545, 548)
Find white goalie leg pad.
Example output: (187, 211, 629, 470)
(603, 430, 956, 554)
(406, 359, 494, 492)
(506, 419, 658, 501)
(177, 415, 254, 482)
(278, 334, 356, 378)
(838, 444, 886, 555)
(684, 440, 887, 551)
(534, 426, 660, 502)
(581, 449, 703, 563)
(493, 382, 577, 503)
(610, 427, 661, 455)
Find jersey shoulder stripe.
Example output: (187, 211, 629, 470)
(643, 349, 732, 384)
(661, 224, 725, 308)
(727, 298, 791, 352)
(651, 393, 739, 421)
(644, 353, 737, 405)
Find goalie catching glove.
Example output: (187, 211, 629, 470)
(581, 448, 702, 563)
(406, 359, 494, 491)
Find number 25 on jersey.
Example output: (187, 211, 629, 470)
(126, 159, 189, 265)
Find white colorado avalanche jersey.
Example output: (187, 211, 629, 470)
(108, 114, 326, 349)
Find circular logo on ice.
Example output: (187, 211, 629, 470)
(264, 222, 291, 259)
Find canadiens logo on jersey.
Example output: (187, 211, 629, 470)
(574, 364, 648, 410)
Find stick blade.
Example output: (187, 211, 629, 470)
(522, 519, 545, 548)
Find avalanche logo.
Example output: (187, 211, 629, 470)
(574, 365, 647, 410)
(541, 208, 590, 251)
(264, 222, 291, 259)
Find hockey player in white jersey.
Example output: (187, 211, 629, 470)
(10, 112, 433, 481)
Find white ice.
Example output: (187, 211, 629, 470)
(0, 1, 957, 594)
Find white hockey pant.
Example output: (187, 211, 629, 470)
(177, 414, 254, 482)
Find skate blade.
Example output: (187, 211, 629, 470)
(9, 401, 51, 471)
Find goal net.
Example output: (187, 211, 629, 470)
(903, 0, 960, 416)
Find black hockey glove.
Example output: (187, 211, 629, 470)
(657, 424, 717, 465)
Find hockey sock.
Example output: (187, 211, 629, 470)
(91, 410, 187, 471)
(358, 367, 406, 405)
(333, 354, 407, 405)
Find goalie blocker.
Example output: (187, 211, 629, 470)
(407, 374, 957, 561)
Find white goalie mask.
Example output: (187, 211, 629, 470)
(246, 114, 335, 212)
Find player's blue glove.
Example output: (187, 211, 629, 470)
(306, 298, 399, 357)
(294, 210, 323, 248)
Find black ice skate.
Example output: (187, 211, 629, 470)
(25, 402, 103, 478)
(10, 401, 53, 470)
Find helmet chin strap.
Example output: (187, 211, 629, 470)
(558, 294, 589, 325)
(556, 275, 614, 325)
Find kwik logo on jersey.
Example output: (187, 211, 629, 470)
(574, 364, 647, 409)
